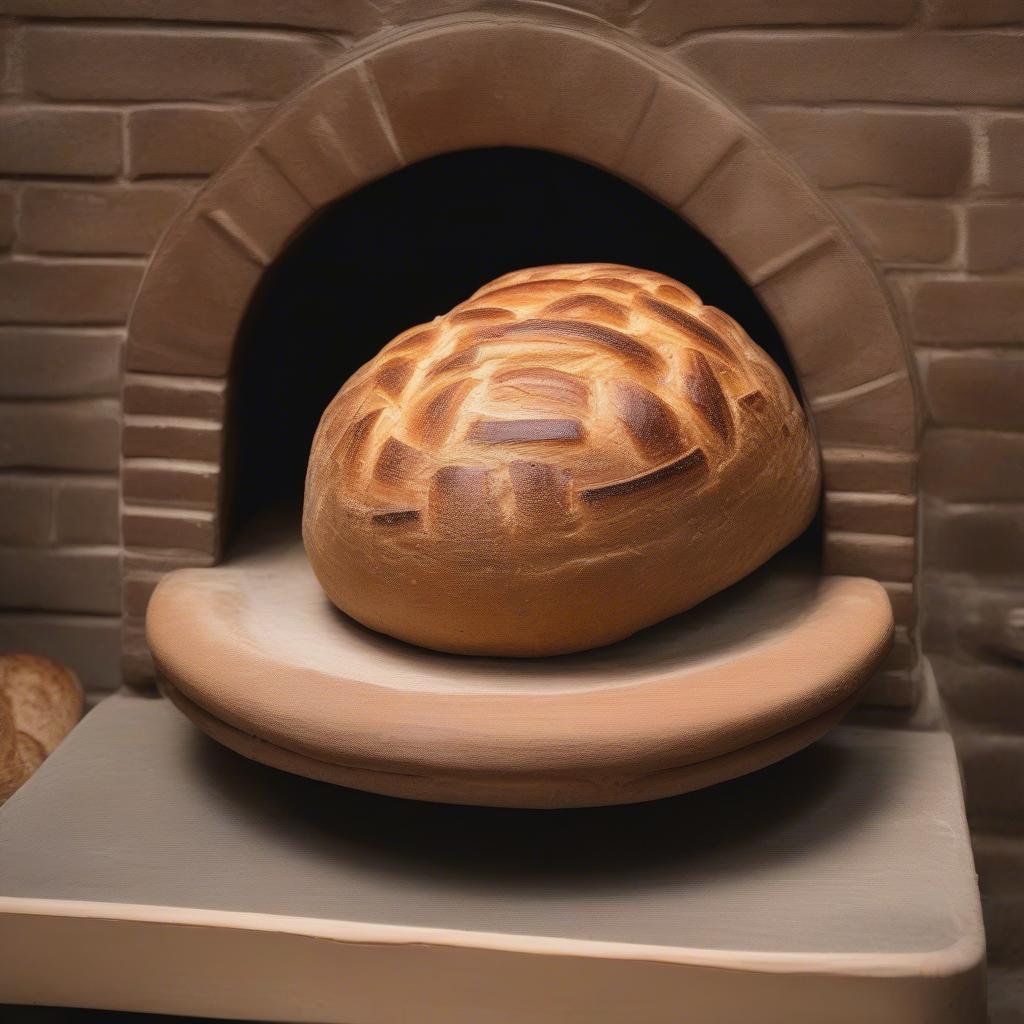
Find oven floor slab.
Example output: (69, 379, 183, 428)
(0, 693, 984, 1023)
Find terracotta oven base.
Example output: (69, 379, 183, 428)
(146, 523, 893, 808)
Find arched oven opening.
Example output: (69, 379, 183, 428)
(123, 19, 918, 719)
(228, 146, 819, 565)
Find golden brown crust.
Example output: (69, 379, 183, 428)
(0, 653, 83, 802)
(0, 653, 83, 756)
(303, 263, 821, 656)
(0, 691, 29, 805)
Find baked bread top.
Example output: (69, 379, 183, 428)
(303, 263, 820, 655)
(308, 263, 804, 520)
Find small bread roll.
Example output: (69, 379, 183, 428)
(304, 264, 820, 656)
(0, 692, 30, 805)
(0, 653, 83, 756)
(15, 730, 46, 775)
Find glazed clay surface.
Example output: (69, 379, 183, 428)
(303, 263, 820, 656)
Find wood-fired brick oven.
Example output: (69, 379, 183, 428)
(120, 19, 921, 711)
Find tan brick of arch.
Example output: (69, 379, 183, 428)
(121, 15, 920, 700)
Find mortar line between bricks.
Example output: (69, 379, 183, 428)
(44, 480, 57, 545)
(674, 134, 746, 212)
(122, 457, 219, 470)
(2, 174, 209, 186)
(1, 98, 289, 111)
(828, 491, 918, 503)
(254, 142, 317, 212)
(124, 413, 221, 428)
(928, 426, 1024, 441)
(748, 226, 837, 286)
(611, 75, 661, 173)
(0, 542, 121, 554)
(122, 545, 213, 560)
(917, 344, 1024, 356)
(887, 267, 1024, 282)
(915, 345, 1024, 356)
(926, 573, 1024, 598)
(658, 22, 918, 46)
(0, 174, 123, 185)
(0, 468, 119, 482)
(9, 180, 24, 257)
(825, 184, 1024, 200)
(17, 16, 365, 39)
(123, 371, 225, 388)
(122, 504, 215, 520)
(118, 108, 129, 183)
(923, 573, 1024, 601)
(16, 180, 193, 193)
(0, 396, 121, 408)
(0, 320, 129, 329)
(0, 605, 121, 617)
(809, 369, 909, 410)
(0, 253, 147, 266)
(676, 23, 1024, 43)
(879, 260, 963, 273)
(932, 499, 1024, 514)
(204, 208, 270, 267)
(17, 24, 354, 69)
(121, 544, 218, 560)
(828, 530, 916, 545)
(751, 100, 1024, 115)
(356, 61, 405, 167)
(20, 248, 165, 259)
(832, 195, 965, 207)
(0, 609, 122, 623)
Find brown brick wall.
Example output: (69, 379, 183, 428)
(0, 4, 1020, 843)
(665, 2, 1024, 988)
(0, 5, 360, 696)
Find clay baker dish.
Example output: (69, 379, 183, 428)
(148, 526, 893, 808)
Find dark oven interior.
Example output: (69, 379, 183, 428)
(229, 146, 817, 557)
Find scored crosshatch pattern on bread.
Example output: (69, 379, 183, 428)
(306, 264, 804, 533)
(303, 264, 821, 657)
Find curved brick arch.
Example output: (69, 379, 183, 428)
(122, 16, 919, 697)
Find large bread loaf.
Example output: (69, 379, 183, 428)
(303, 264, 820, 656)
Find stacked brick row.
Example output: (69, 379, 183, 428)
(663, 0, 1024, 1005)
(0, 11, 351, 693)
